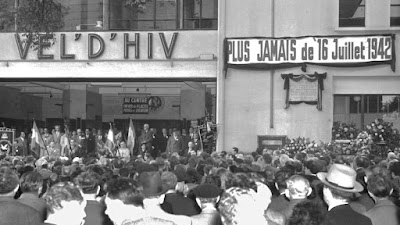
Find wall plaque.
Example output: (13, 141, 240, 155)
(289, 78, 318, 102)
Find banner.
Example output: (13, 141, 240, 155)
(122, 96, 163, 114)
(225, 34, 396, 72)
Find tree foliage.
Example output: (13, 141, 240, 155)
(16, 0, 67, 49)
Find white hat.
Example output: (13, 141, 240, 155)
(317, 164, 363, 193)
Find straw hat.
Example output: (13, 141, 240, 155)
(317, 164, 363, 193)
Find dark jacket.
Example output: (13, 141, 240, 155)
(84, 200, 113, 225)
(327, 204, 372, 225)
(161, 193, 201, 216)
(0, 196, 43, 225)
(17, 192, 47, 221)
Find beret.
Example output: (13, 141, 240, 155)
(192, 184, 222, 198)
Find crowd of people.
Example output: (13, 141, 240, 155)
(1, 123, 400, 225)
(4, 124, 204, 161)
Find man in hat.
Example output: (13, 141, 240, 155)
(191, 183, 223, 225)
(317, 164, 372, 225)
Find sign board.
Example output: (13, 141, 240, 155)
(225, 34, 395, 71)
(123, 97, 149, 114)
(258, 135, 287, 150)
(289, 78, 318, 102)
(0, 127, 15, 154)
(122, 96, 163, 114)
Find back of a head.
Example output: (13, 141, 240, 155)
(106, 177, 143, 206)
(43, 182, 84, 214)
(275, 169, 294, 192)
(0, 167, 19, 195)
(161, 171, 177, 190)
(389, 161, 400, 176)
(354, 156, 370, 169)
(219, 187, 267, 225)
(288, 201, 328, 225)
(367, 173, 393, 198)
(20, 171, 43, 193)
(286, 175, 311, 199)
(262, 153, 273, 164)
(73, 171, 101, 194)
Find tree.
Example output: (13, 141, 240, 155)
(17, 0, 67, 49)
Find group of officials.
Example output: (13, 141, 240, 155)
(9, 123, 205, 160)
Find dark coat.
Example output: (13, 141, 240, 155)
(161, 193, 201, 216)
(166, 137, 184, 156)
(0, 196, 43, 225)
(364, 199, 400, 225)
(17, 192, 47, 221)
(15, 137, 28, 156)
(327, 204, 372, 225)
(84, 200, 113, 225)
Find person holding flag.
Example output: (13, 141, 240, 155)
(30, 120, 47, 158)
(105, 123, 115, 156)
(126, 118, 136, 157)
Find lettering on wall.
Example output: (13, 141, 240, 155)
(13, 32, 179, 60)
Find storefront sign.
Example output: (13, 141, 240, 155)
(123, 97, 149, 114)
(225, 34, 396, 71)
(122, 96, 163, 114)
(13, 32, 178, 60)
(289, 78, 318, 102)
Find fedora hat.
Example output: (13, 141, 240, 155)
(317, 164, 363, 193)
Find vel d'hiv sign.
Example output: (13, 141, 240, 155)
(224, 34, 395, 72)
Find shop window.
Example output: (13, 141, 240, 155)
(62, 0, 104, 31)
(334, 95, 400, 129)
(109, 0, 217, 31)
(391, 0, 400, 26)
(183, 0, 218, 29)
(339, 0, 365, 27)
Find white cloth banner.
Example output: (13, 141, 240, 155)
(227, 35, 393, 64)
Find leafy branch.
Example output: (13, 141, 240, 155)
(16, 0, 67, 50)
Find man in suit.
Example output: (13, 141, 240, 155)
(82, 128, 96, 157)
(181, 129, 191, 153)
(15, 131, 28, 156)
(159, 128, 169, 153)
(191, 132, 202, 152)
(138, 124, 154, 151)
(41, 128, 53, 148)
(317, 164, 372, 225)
(364, 174, 400, 225)
(0, 167, 43, 225)
(161, 172, 201, 216)
(166, 131, 184, 156)
(17, 171, 47, 220)
(52, 125, 63, 150)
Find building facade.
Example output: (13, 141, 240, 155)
(0, 0, 399, 153)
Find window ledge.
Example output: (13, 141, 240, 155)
(335, 26, 400, 32)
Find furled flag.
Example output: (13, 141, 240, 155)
(30, 121, 44, 157)
(105, 123, 115, 155)
(127, 118, 136, 156)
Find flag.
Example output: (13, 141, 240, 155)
(127, 118, 135, 155)
(30, 121, 44, 156)
(105, 123, 115, 154)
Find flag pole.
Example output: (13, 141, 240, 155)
(34, 119, 50, 157)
